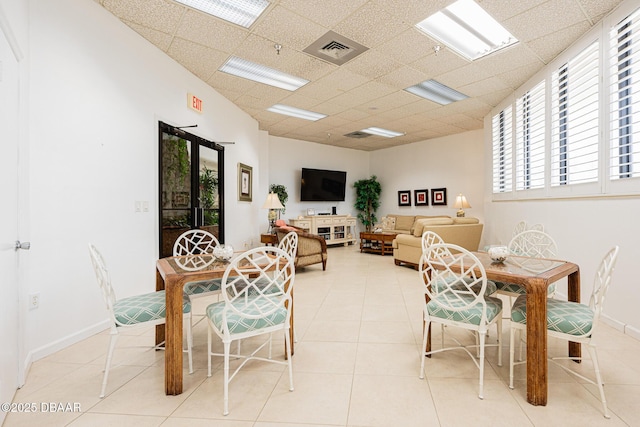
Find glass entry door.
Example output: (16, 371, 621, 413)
(159, 122, 225, 257)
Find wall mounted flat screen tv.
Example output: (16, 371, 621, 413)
(300, 168, 347, 202)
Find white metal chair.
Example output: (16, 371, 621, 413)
(173, 229, 222, 300)
(206, 246, 295, 415)
(88, 244, 193, 398)
(419, 243, 503, 399)
(495, 230, 558, 299)
(512, 220, 527, 237)
(509, 246, 619, 418)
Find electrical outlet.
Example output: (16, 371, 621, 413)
(29, 293, 40, 310)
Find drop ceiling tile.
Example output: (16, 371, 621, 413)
(377, 28, 437, 65)
(333, 2, 409, 48)
(527, 21, 592, 64)
(376, 66, 431, 90)
(278, 0, 369, 28)
(103, 0, 184, 33)
(208, 71, 258, 97)
(476, 43, 543, 75)
(167, 38, 229, 81)
(356, 91, 422, 113)
(342, 49, 403, 80)
(497, 63, 543, 89)
(435, 63, 492, 91)
(504, 1, 588, 43)
(372, 0, 450, 25)
(277, 93, 323, 110)
(253, 5, 328, 51)
(577, 0, 624, 23)
(174, 9, 249, 52)
(330, 82, 397, 111)
(458, 76, 510, 98)
(477, 0, 548, 22)
(410, 49, 468, 79)
(124, 20, 174, 51)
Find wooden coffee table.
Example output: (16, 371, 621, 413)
(360, 232, 397, 255)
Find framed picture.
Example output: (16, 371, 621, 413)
(238, 163, 252, 202)
(172, 191, 189, 208)
(398, 190, 411, 206)
(306, 208, 315, 216)
(431, 188, 447, 206)
(414, 189, 429, 206)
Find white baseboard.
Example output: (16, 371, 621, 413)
(624, 325, 640, 341)
(601, 314, 626, 332)
(21, 320, 110, 387)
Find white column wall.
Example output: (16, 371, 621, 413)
(25, 0, 265, 360)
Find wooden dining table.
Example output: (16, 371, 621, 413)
(155, 253, 295, 395)
(424, 251, 580, 406)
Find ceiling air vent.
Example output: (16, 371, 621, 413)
(344, 131, 371, 139)
(303, 31, 369, 66)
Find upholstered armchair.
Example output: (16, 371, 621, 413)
(274, 225, 328, 270)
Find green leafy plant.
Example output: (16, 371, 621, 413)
(354, 176, 381, 232)
(199, 166, 218, 209)
(269, 184, 288, 214)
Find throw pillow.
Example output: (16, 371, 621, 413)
(381, 216, 396, 230)
(393, 215, 415, 232)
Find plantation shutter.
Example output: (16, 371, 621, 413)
(515, 81, 546, 190)
(492, 106, 513, 193)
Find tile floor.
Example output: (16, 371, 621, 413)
(5, 245, 640, 426)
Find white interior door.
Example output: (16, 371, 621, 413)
(0, 24, 21, 423)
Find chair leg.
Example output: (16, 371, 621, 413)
(207, 326, 212, 377)
(497, 316, 503, 367)
(223, 340, 231, 416)
(285, 325, 294, 392)
(100, 332, 119, 398)
(478, 330, 486, 400)
(419, 319, 430, 379)
(587, 344, 610, 419)
(509, 326, 516, 389)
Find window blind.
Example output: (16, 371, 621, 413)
(492, 107, 513, 193)
(610, 7, 640, 180)
(550, 41, 600, 186)
(515, 81, 546, 190)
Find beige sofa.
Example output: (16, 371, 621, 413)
(379, 214, 483, 269)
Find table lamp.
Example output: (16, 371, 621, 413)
(262, 192, 284, 233)
(454, 193, 471, 217)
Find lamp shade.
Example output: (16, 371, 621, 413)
(454, 194, 471, 209)
(262, 192, 284, 210)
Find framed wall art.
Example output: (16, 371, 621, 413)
(398, 190, 411, 206)
(238, 163, 253, 202)
(414, 189, 429, 206)
(431, 188, 447, 206)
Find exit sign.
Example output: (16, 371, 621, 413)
(187, 93, 203, 113)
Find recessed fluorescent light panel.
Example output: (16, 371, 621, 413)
(219, 56, 309, 91)
(174, 0, 270, 28)
(361, 127, 404, 138)
(267, 104, 327, 121)
(405, 80, 468, 105)
(415, 0, 517, 61)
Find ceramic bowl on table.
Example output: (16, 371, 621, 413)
(213, 244, 234, 261)
(488, 245, 509, 263)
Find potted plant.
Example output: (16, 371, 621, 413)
(354, 175, 381, 232)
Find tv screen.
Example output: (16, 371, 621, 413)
(300, 168, 347, 202)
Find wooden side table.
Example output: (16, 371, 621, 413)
(360, 232, 397, 255)
(260, 233, 278, 246)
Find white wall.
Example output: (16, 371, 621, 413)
(267, 136, 370, 229)
(370, 129, 485, 235)
(24, 0, 267, 361)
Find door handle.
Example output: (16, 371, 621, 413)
(15, 241, 31, 250)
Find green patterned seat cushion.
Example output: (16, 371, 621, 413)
(433, 277, 497, 296)
(114, 291, 191, 326)
(206, 296, 287, 334)
(495, 281, 556, 296)
(511, 295, 594, 336)
(426, 295, 502, 325)
(184, 279, 222, 296)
